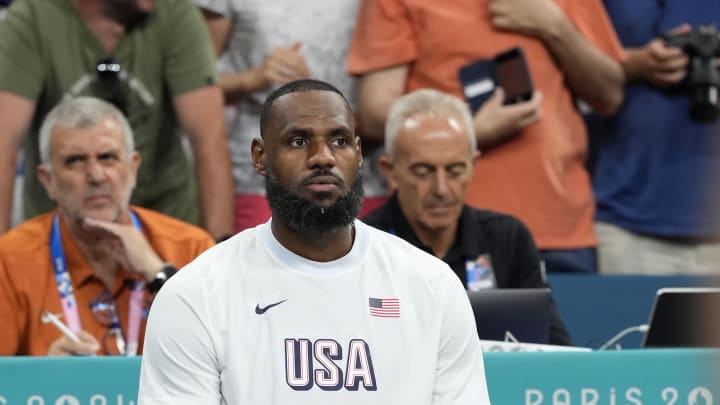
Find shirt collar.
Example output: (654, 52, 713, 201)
(386, 193, 468, 261)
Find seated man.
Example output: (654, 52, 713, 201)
(138, 80, 490, 404)
(364, 89, 571, 345)
(0, 97, 215, 356)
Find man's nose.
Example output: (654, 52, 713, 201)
(86, 160, 107, 184)
(432, 170, 450, 196)
(307, 141, 336, 169)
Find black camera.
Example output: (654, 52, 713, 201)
(663, 24, 720, 123)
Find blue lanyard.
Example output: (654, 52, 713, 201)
(50, 211, 143, 353)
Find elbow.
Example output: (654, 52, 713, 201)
(357, 100, 391, 142)
(593, 83, 624, 116)
(594, 67, 626, 116)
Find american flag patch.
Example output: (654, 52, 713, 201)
(368, 297, 400, 318)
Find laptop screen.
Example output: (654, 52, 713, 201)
(642, 288, 720, 348)
(467, 288, 551, 344)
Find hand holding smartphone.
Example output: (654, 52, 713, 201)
(458, 47, 535, 112)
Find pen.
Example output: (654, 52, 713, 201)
(41, 311, 81, 343)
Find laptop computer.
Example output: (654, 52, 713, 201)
(467, 288, 551, 344)
(642, 288, 720, 348)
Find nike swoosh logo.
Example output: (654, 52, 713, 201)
(255, 299, 287, 315)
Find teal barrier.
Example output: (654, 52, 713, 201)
(0, 349, 718, 404)
(485, 349, 720, 404)
(0, 357, 140, 405)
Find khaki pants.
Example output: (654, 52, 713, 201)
(595, 222, 720, 275)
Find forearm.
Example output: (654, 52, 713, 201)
(0, 153, 16, 234)
(193, 133, 235, 239)
(358, 90, 393, 142)
(620, 48, 647, 83)
(176, 87, 235, 239)
(218, 70, 264, 104)
(540, 15, 624, 115)
(357, 66, 408, 142)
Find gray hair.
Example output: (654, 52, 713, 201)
(39, 97, 134, 166)
(384, 89, 476, 157)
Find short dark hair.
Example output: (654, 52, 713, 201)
(259, 79, 352, 138)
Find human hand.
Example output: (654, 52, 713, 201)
(623, 25, 691, 87)
(83, 218, 164, 282)
(48, 330, 100, 356)
(473, 88, 543, 147)
(252, 41, 311, 89)
(488, 0, 565, 38)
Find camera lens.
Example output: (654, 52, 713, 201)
(689, 85, 720, 123)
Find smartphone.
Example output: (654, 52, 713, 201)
(494, 47, 534, 105)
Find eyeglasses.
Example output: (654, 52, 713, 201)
(89, 290, 126, 355)
(95, 58, 127, 114)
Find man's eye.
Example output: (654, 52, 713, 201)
(331, 137, 347, 147)
(448, 165, 467, 177)
(290, 138, 307, 147)
(65, 156, 84, 166)
(99, 153, 119, 161)
(411, 167, 432, 178)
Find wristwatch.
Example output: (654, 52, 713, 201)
(146, 264, 178, 293)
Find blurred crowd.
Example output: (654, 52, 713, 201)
(0, 0, 717, 276)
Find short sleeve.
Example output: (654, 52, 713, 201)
(432, 272, 492, 405)
(347, 0, 419, 75)
(0, 0, 44, 100)
(198, 236, 216, 255)
(138, 266, 221, 405)
(564, 0, 624, 62)
(193, 0, 232, 17)
(162, 0, 218, 97)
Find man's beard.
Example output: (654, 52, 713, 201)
(265, 166, 364, 235)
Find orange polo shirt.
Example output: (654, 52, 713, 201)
(0, 206, 215, 356)
(348, 0, 623, 249)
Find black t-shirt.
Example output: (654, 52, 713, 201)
(364, 194, 572, 345)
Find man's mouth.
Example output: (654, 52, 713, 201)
(304, 176, 341, 193)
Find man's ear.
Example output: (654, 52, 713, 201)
(37, 164, 56, 201)
(472, 149, 481, 164)
(129, 151, 141, 190)
(378, 154, 397, 190)
(251, 138, 267, 175)
(355, 135, 363, 169)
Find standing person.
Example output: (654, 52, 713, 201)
(0, 0, 234, 240)
(365, 89, 571, 345)
(138, 80, 490, 404)
(195, 0, 387, 232)
(589, 0, 720, 274)
(0, 97, 215, 356)
(347, 0, 625, 273)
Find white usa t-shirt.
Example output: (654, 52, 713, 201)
(138, 220, 491, 405)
